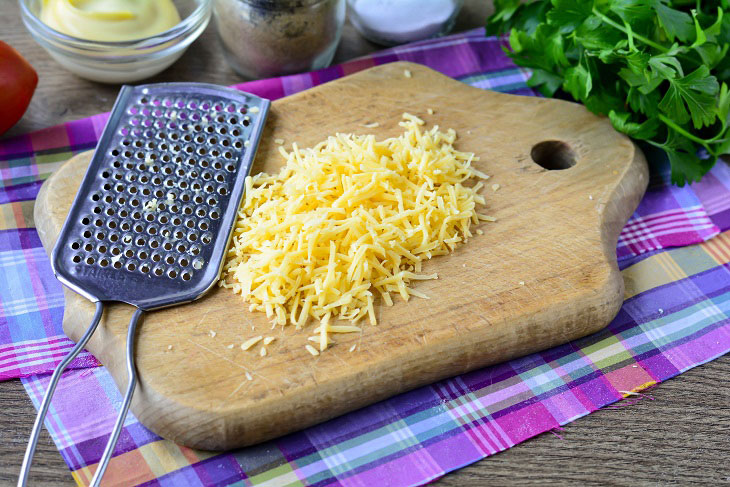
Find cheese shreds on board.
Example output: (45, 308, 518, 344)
(222, 114, 490, 353)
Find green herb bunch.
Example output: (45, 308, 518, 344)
(487, 0, 730, 185)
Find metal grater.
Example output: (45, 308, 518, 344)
(19, 83, 269, 487)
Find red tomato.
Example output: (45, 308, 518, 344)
(0, 41, 38, 136)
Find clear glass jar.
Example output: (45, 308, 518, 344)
(214, 0, 346, 79)
(347, 0, 463, 46)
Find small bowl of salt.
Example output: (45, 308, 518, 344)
(347, 0, 463, 46)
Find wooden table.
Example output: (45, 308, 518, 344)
(1, 0, 728, 484)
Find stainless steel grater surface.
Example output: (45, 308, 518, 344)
(53, 83, 269, 310)
(19, 83, 270, 487)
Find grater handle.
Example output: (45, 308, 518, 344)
(89, 307, 143, 487)
(18, 301, 105, 487)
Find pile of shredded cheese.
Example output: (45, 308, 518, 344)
(221, 113, 491, 353)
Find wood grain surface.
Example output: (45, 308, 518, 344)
(35, 61, 647, 450)
(1, 0, 728, 484)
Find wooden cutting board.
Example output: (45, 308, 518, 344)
(35, 62, 648, 451)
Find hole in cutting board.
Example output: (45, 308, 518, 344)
(530, 141, 576, 170)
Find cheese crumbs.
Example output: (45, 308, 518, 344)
(222, 114, 491, 352)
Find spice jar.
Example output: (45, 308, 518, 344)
(214, 0, 345, 79)
(348, 0, 463, 46)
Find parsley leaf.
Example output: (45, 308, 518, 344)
(487, 0, 730, 185)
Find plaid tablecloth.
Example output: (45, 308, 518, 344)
(2, 28, 730, 486)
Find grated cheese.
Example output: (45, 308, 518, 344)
(249, 106, 260, 114)
(263, 337, 276, 345)
(222, 114, 489, 352)
(241, 335, 263, 350)
(404, 69, 412, 78)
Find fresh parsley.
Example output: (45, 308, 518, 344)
(487, 0, 730, 185)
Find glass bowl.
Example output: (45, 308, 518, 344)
(19, 0, 212, 84)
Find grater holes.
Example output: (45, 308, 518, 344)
(142, 188, 151, 196)
(104, 195, 114, 204)
(185, 219, 195, 229)
(159, 215, 169, 224)
(177, 243, 187, 253)
(202, 233, 212, 244)
(129, 186, 138, 195)
(83, 230, 92, 239)
(183, 205, 193, 215)
(196, 207, 206, 217)
(134, 223, 144, 233)
(86, 256, 95, 265)
(132, 210, 142, 220)
(242, 118, 250, 127)
(199, 221, 209, 231)
(174, 229, 184, 240)
(125, 248, 134, 258)
(181, 271, 192, 281)
(94, 219, 103, 227)
(152, 252, 161, 262)
(212, 161, 222, 170)
(105, 207, 114, 216)
(145, 213, 154, 222)
(170, 203, 180, 213)
(136, 236, 146, 246)
(112, 160, 122, 169)
(232, 129, 240, 136)
(140, 175, 149, 184)
(130, 197, 140, 207)
(200, 159, 209, 168)
(163, 242, 173, 251)
(99, 258, 109, 268)
(140, 263, 150, 273)
(72, 254, 82, 263)
(154, 266, 164, 276)
(119, 209, 129, 219)
(111, 246, 121, 255)
(221, 138, 230, 147)
(126, 172, 137, 183)
(149, 238, 159, 248)
(168, 268, 178, 279)
(113, 260, 122, 269)
(207, 196, 217, 206)
(138, 250, 148, 260)
(218, 186, 228, 196)
(166, 255, 175, 265)
(172, 216, 182, 226)
(155, 189, 164, 198)
(179, 257, 190, 268)
(192, 257, 204, 269)
(211, 149, 220, 157)
(70, 241, 81, 250)
(188, 231, 198, 242)
(108, 220, 117, 230)
(202, 171, 212, 181)
(95, 231, 105, 240)
(109, 233, 119, 243)
(84, 242, 93, 252)
(98, 244, 107, 253)
(93, 206, 102, 214)
(126, 261, 137, 271)
(181, 192, 190, 202)
(215, 173, 225, 183)
(226, 163, 236, 172)
(206, 125, 215, 134)
(81, 217, 90, 225)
